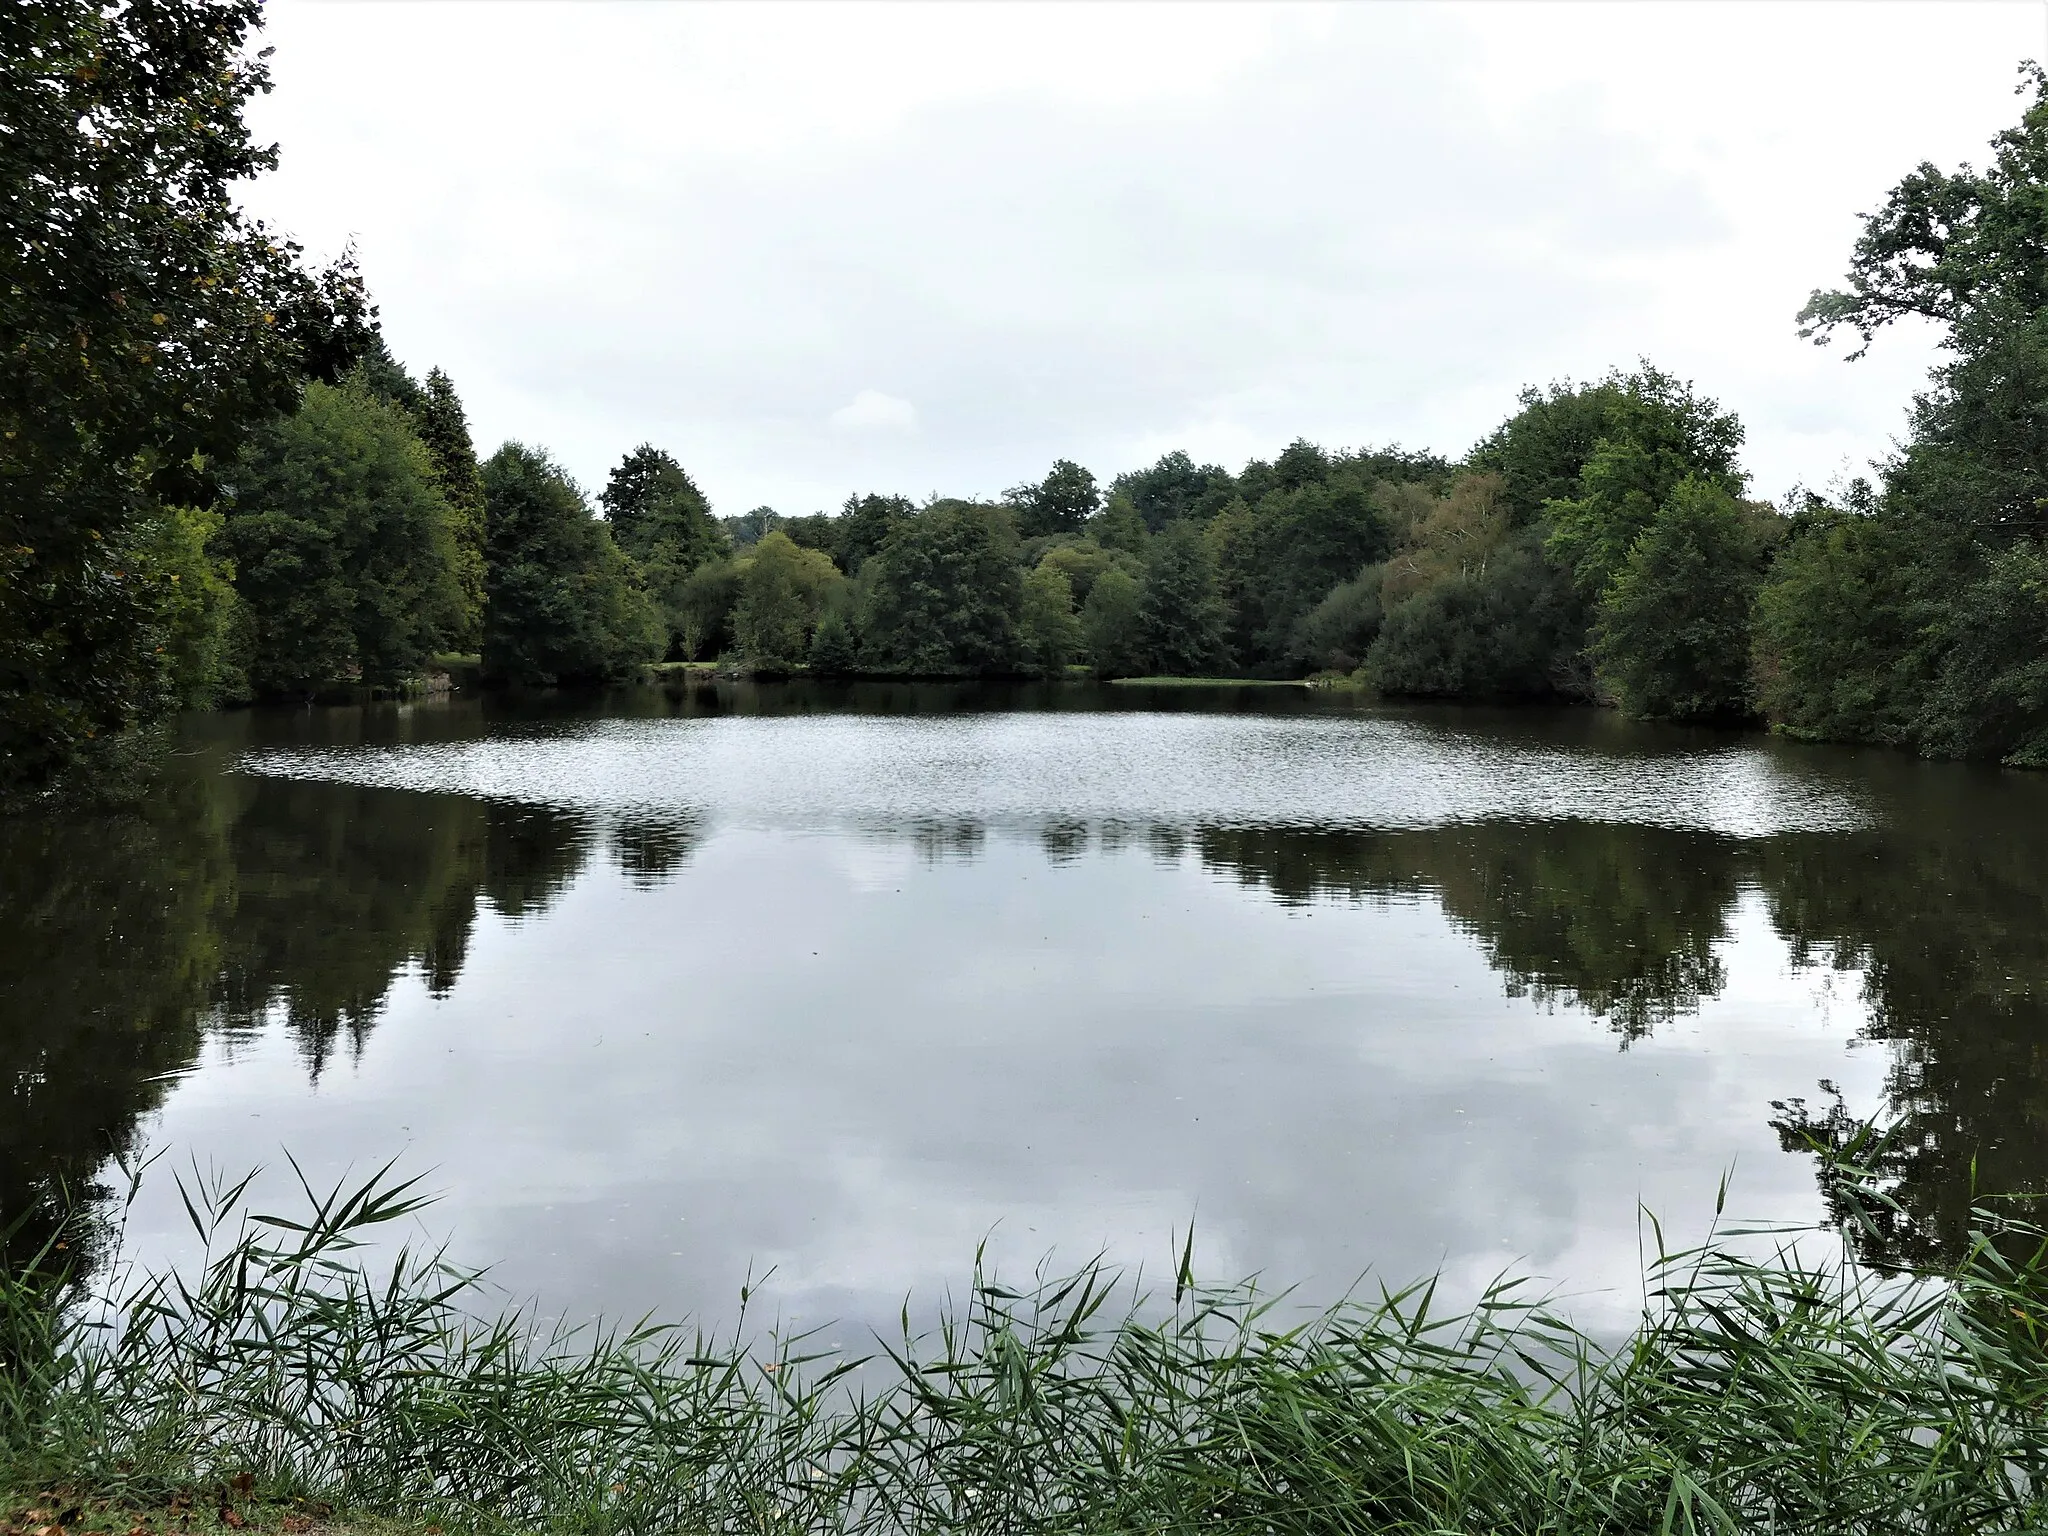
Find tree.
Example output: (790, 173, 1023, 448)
(127, 504, 245, 707)
(1008, 459, 1100, 538)
(1088, 495, 1149, 555)
(1589, 478, 1761, 722)
(1109, 450, 1234, 531)
(1289, 568, 1383, 673)
(600, 446, 712, 559)
(808, 609, 860, 675)
(1080, 565, 1146, 678)
(1798, 65, 2048, 357)
(1546, 367, 1747, 598)
(1367, 532, 1585, 699)
(1469, 377, 1633, 526)
(1213, 476, 1396, 673)
(721, 507, 781, 549)
(1036, 541, 1127, 606)
(862, 502, 1022, 674)
(1913, 539, 2048, 765)
(220, 379, 462, 696)
(840, 493, 914, 576)
(1, 0, 372, 791)
(415, 369, 487, 646)
(675, 559, 742, 661)
(733, 531, 842, 671)
(599, 444, 726, 657)
(1751, 507, 1932, 748)
(481, 444, 660, 685)
(351, 334, 424, 416)
(1273, 437, 1331, 490)
(1770, 65, 2048, 762)
(1379, 473, 1512, 607)
(1138, 521, 1229, 675)
(1019, 564, 1082, 677)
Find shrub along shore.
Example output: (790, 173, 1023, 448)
(6, 1128, 2048, 1536)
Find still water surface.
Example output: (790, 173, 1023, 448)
(5, 683, 2045, 1336)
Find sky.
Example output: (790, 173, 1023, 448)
(242, 1, 2043, 516)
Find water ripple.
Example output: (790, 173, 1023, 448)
(236, 712, 1872, 837)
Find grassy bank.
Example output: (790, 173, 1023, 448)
(6, 1131, 2048, 1535)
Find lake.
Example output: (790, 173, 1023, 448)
(5, 681, 2045, 1341)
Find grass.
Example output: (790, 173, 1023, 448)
(7, 1125, 2048, 1536)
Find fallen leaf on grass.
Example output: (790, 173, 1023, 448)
(280, 1519, 310, 1534)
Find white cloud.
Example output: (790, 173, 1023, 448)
(241, 0, 2038, 513)
(829, 390, 919, 434)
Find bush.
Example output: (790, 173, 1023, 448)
(1367, 534, 1585, 698)
(1288, 567, 1383, 672)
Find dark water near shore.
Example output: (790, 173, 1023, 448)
(5, 681, 2046, 1336)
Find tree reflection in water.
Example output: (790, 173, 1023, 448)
(3, 709, 2044, 1283)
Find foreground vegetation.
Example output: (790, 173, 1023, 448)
(9, 0, 2048, 796)
(6, 1128, 2048, 1536)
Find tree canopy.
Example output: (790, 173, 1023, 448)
(481, 444, 660, 685)
(1, 0, 372, 792)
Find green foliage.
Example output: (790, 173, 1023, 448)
(599, 445, 727, 659)
(1469, 377, 1632, 526)
(807, 609, 860, 675)
(1766, 76, 2048, 763)
(413, 370, 487, 648)
(671, 560, 742, 661)
(1007, 459, 1100, 539)
(721, 507, 782, 550)
(1368, 531, 1586, 699)
(1799, 63, 2048, 356)
(1591, 478, 1762, 722)
(838, 494, 915, 577)
(219, 380, 462, 697)
(1080, 565, 1145, 678)
(1545, 367, 1747, 597)
(480, 444, 660, 686)
(15, 1139, 2048, 1534)
(1288, 567, 1383, 672)
(1109, 450, 1235, 531)
(1087, 495, 1149, 555)
(733, 531, 843, 671)
(1017, 565, 1082, 677)
(1915, 540, 2048, 765)
(1888, 301, 2048, 548)
(1137, 521, 1229, 675)
(1751, 510, 1934, 747)
(1034, 540, 1128, 607)
(0, 0, 373, 792)
(1212, 464, 1399, 673)
(862, 502, 1022, 675)
(124, 506, 246, 708)
(349, 336, 424, 417)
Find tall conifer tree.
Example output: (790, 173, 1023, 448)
(415, 369, 488, 648)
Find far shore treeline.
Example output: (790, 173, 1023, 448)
(6, 0, 2048, 800)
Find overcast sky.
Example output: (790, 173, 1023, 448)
(243, 1, 2041, 516)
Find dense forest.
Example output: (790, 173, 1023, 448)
(6, 0, 2048, 798)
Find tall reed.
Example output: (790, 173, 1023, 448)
(5, 1126, 2047, 1535)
